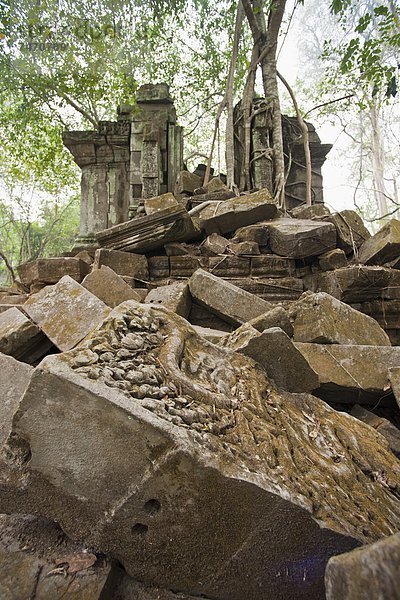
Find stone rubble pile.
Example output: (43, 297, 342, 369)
(0, 183, 400, 599)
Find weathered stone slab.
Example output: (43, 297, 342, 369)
(358, 219, 400, 265)
(145, 282, 191, 318)
(325, 533, 400, 600)
(266, 218, 337, 258)
(200, 233, 229, 256)
(232, 223, 269, 246)
(315, 266, 400, 302)
(191, 325, 227, 343)
(198, 189, 277, 236)
(227, 241, 260, 256)
(170, 256, 207, 278)
(23, 276, 110, 351)
(229, 277, 304, 301)
(318, 249, 347, 271)
(189, 269, 273, 325)
(0, 354, 33, 447)
(291, 204, 331, 220)
(82, 266, 141, 307)
(208, 255, 250, 277)
(351, 404, 400, 458)
(188, 303, 233, 332)
(3, 301, 400, 599)
(323, 210, 370, 254)
(174, 171, 202, 195)
(0, 307, 52, 364)
(17, 257, 90, 287)
(295, 343, 400, 404)
(290, 292, 391, 346)
(96, 207, 199, 254)
(250, 255, 295, 277)
(221, 325, 318, 392)
(248, 306, 293, 337)
(94, 248, 149, 279)
(147, 256, 170, 279)
(145, 192, 179, 215)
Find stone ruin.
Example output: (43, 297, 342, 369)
(0, 84, 400, 599)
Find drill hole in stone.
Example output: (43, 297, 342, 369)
(131, 523, 148, 535)
(144, 499, 161, 515)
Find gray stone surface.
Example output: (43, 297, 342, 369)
(318, 249, 347, 271)
(315, 266, 400, 302)
(189, 269, 273, 325)
(145, 281, 191, 318)
(0, 307, 52, 364)
(325, 533, 400, 600)
(94, 248, 149, 279)
(232, 223, 269, 246)
(23, 276, 110, 351)
(198, 189, 277, 236)
(266, 218, 337, 258)
(323, 210, 370, 254)
(221, 325, 319, 393)
(295, 342, 400, 404)
(200, 234, 229, 256)
(0, 353, 33, 447)
(290, 292, 391, 346)
(144, 193, 179, 215)
(174, 171, 202, 195)
(248, 306, 293, 337)
(3, 301, 400, 599)
(350, 404, 400, 458)
(17, 257, 90, 287)
(389, 367, 400, 411)
(291, 204, 331, 220)
(82, 266, 142, 307)
(358, 219, 400, 265)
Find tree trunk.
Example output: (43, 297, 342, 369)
(369, 102, 388, 220)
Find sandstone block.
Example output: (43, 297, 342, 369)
(189, 269, 273, 325)
(315, 266, 400, 302)
(170, 256, 207, 278)
(228, 277, 303, 301)
(295, 342, 400, 404)
(389, 367, 400, 411)
(200, 233, 229, 256)
(325, 533, 400, 600)
(248, 306, 293, 337)
(208, 255, 250, 277)
(250, 255, 295, 278)
(147, 256, 170, 279)
(82, 266, 141, 308)
(291, 204, 331, 220)
(358, 219, 400, 265)
(222, 324, 318, 393)
(23, 276, 110, 351)
(17, 257, 90, 287)
(144, 192, 179, 216)
(323, 210, 370, 254)
(290, 292, 391, 346)
(227, 241, 260, 255)
(0, 353, 33, 447)
(198, 189, 277, 236)
(318, 249, 347, 271)
(4, 301, 399, 599)
(174, 171, 202, 195)
(351, 404, 400, 458)
(266, 218, 337, 258)
(94, 248, 149, 280)
(232, 223, 269, 246)
(0, 307, 52, 364)
(191, 325, 228, 343)
(145, 282, 191, 318)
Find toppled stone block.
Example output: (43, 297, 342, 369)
(200, 233, 229, 256)
(0, 353, 33, 446)
(290, 292, 391, 346)
(323, 210, 370, 254)
(164, 242, 198, 256)
(232, 223, 269, 246)
(358, 219, 400, 265)
(17, 257, 90, 287)
(208, 255, 250, 277)
(315, 266, 400, 302)
(189, 269, 272, 325)
(94, 248, 149, 280)
(170, 256, 208, 278)
(82, 266, 142, 308)
(229, 276, 304, 301)
(250, 255, 295, 277)
(351, 404, 400, 458)
(266, 218, 337, 258)
(199, 177, 229, 194)
(221, 324, 318, 392)
(145, 192, 179, 216)
(24, 276, 110, 351)
(0, 307, 52, 364)
(248, 306, 293, 337)
(0, 294, 28, 305)
(295, 342, 400, 404)
(291, 204, 331, 220)
(389, 367, 400, 410)
(325, 533, 400, 600)
(4, 301, 400, 599)
(190, 190, 235, 209)
(174, 171, 202, 195)
(147, 256, 170, 279)
(191, 325, 227, 343)
(318, 249, 347, 271)
(145, 281, 191, 318)
(227, 241, 260, 255)
(96, 207, 199, 254)
(198, 189, 277, 236)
